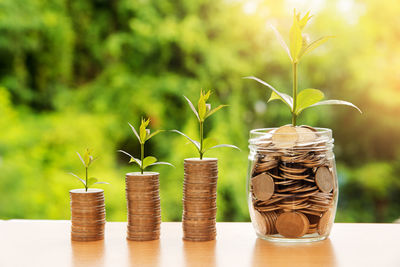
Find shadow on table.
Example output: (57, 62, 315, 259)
(183, 240, 216, 267)
(251, 238, 337, 267)
(71, 239, 105, 267)
(127, 240, 161, 267)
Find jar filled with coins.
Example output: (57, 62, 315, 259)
(247, 125, 338, 242)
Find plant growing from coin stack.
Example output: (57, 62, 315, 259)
(245, 10, 361, 241)
(173, 90, 239, 242)
(69, 148, 109, 192)
(172, 90, 239, 159)
(119, 118, 173, 241)
(69, 148, 108, 242)
(118, 118, 173, 174)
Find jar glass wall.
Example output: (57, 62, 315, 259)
(247, 126, 338, 242)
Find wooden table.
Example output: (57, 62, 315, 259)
(0, 220, 399, 267)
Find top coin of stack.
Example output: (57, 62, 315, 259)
(70, 188, 106, 242)
(249, 125, 336, 239)
(182, 158, 218, 242)
(126, 172, 161, 241)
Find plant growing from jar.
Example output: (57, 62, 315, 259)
(172, 90, 239, 241)
(245, 10, 361, 242)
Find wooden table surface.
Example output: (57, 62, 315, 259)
(0, 220, 399, 267)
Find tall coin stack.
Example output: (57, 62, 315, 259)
(70, 188, 105, 241)
(126, 172, 161, 241)
(182, 158, 218, 242)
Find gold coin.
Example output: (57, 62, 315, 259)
(251, 173, 275, 201)
(295, 126, 317, 144)
(272, 125, 298, 148)
(315, 167, 334, 193)
(318, 209, 332, 235)
(253, 209, 267, 235)
(275, 211, 310, 238)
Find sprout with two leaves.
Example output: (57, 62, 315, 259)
(118, 118, 173, 174)
(245, 10, 361, 126)
(70, 149, 109, 192)
(172, 90, 239, 159)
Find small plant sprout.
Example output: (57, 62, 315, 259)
(245, 10, 361, 126)
(172, 90, 239, 160)
(69, 149, 108, 192)
(118, 118, 173, 174)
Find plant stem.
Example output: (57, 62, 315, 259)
(292, 62, 298, 126)
(85, 167, 88, 192)
(140, 143, 144, 174)
(199, 120, 204, 160)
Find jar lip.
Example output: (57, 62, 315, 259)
(250, 127, 332, 136)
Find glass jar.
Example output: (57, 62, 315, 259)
(247, 126, 338, 242)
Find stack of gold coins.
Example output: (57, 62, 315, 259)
(182, 158, 218, 241)
(126, 172, 161, 241)
(250, 125, 337, 239)
(70, 188, 105, 241)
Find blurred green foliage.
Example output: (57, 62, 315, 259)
(0, 0, 399, 222)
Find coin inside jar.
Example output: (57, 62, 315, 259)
(252, 173, 275, 201)
(275, 211, 310, 238)
(315, 167, 334, 193)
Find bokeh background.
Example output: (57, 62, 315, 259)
(0, 0, 399, 223)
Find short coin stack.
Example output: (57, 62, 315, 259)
(126, 172, 161, 241)
(183, 158, 218, 241)
(249, 125, 336, 239)
(70, 188, 105, 241)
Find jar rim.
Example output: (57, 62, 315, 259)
(250, 127, 332, 136)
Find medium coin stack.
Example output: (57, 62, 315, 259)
(183, 158, 218, 241)
(70, 188, 105, 241)
(126, 172, 161, 241)
(249, 125, 336, 239)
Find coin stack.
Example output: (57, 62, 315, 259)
(182, 158, 218, 242)
(70, 188, 105, 241)
(249, 125, 336, 239)
(126, 172, 161, 241)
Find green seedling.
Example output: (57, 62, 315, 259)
(172, 90, 239, 159)
(70, 148, 108, 192)
(245, 10, 361, 125)
(119, 118, 173, 174)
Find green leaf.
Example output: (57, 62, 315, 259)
(270, 24, 292, 61)
(202, 137, 219, 153)
(118, 150, 142, 166)
(76, 152, 86, 168)
(307, 100, 362, 113)
(139, 118, 150, 143)
(83, 149, 93, 167)
(170, 130, 200, 151)
(244, 76, 293, 109)
(143, 156, 157, 169)
(147, 162, 175, 168)
(299, 36, 335, 58)
(205, 105, 227, 119)
(295, 89, 325, 115)
(69, 172, 86, 187)
(198, 91, 207, 121)
(94, 181, 109, 185)
(208, 144, 240, 151)
(146, 130, 163, 141)
(298, 11, 312, 30)
(289, 11, 303, 62)
(183, 95, 200, 121)
(87, 177, 98, 188)
(128, 122, 141, 143)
